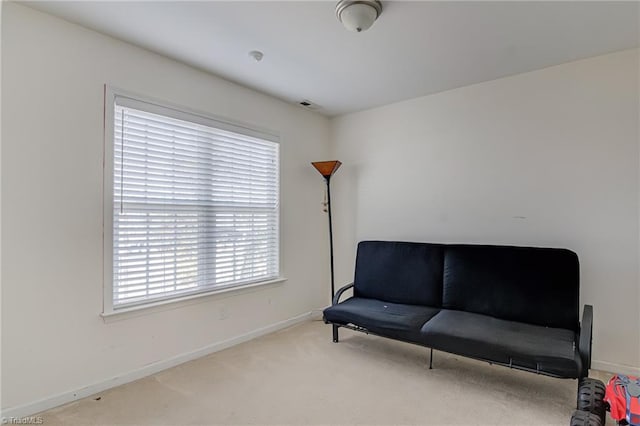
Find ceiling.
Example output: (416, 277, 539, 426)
(25, 1, 640, 117)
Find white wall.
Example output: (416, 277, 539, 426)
(1, 3, 330, 414)
(331, 49, 640, 373)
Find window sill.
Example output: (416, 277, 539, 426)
(100, 277, 287, 323)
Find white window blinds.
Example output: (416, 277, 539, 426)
(112, 96, 280, 308)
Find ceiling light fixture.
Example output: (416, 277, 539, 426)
(336, 0, 382, 33)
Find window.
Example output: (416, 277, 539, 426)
(104, 91, 280, 312)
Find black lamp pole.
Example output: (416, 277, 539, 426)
(325, 175, 335, 299)
(311, 160, 342, 301)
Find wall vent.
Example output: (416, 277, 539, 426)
(299, 100, 321, 111)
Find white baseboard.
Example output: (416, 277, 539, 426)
(1, 311, 313, 419)
(591, 359, 640, 376)
(310, 307, 328, 320)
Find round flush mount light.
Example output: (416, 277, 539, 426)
(336, 0, 382, 33)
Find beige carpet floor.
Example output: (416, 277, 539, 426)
(38, 319, 613, 425)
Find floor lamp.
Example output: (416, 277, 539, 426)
(311, 160, 342, 300)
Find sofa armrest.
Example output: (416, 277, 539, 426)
(578, 304, 593, 377)
(332, 283, 354, 305)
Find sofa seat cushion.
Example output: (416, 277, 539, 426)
(324, 297, 440, 344)
(420, 310, 581, 378)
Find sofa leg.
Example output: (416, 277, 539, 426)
(332, 325, 339, 343)
(429, 348, 433, 369)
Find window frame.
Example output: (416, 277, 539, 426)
(102, 86, 284, 316)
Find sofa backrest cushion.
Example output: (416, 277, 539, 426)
(354, 241, 444, 306)
(442, 244, 579, 331)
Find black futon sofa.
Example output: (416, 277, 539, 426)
(323, 241, 593, 379)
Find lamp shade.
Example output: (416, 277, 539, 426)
(311, 160, 342, 178)
(336, 0, 382, 33)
